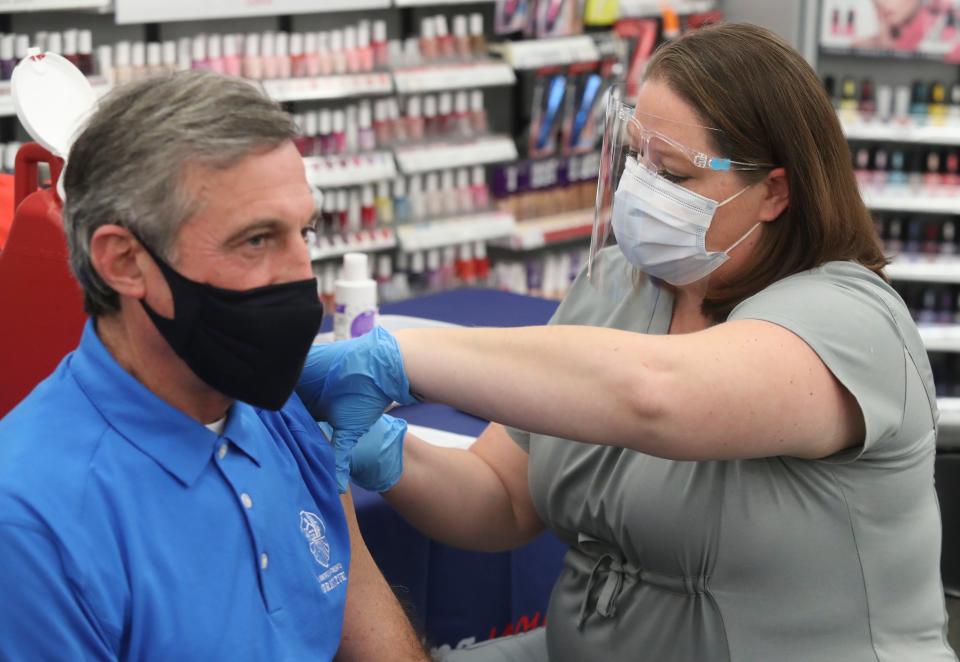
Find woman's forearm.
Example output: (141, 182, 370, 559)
(384, 431, 542, 552)
(394, 325, 669, 450)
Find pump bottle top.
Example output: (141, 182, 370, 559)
(341, 252, 371, 281)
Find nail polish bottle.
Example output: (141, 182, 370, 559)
(904, 218, 922, 255)
(839, 77, 858, 112)
(361, 185, 377, 229)
(208, 34, 226, 74)
(470, 90, 488, 135)
(924, 150, 943, 190)
(373, 20, 388, 70)
(290, 33, 307, 78)
(318, 109, 333, 156)
(438, 92, 453, 136)
(333, 110, 347, 155)
(358, 102, 376, 152)
(919, 287, 938, 324)
(441, 169, 459, 215)
(435, 15, 455, 61)
(35, 32, 48, 53)
(474, 240, 490, 284)
(423, 95, 439, 140)
(372, 99, 389, 147)
(419, 17, 438, 62)
(409, 175, 426, 220)
(304, 32, 320, 77)
(858, 78, 875, 117)
(192, 35, 210, 70)
(357, 21, 374, 72)
(375, 180, 394, 224)
(456, 168, 474, 213)
(893, 85, 911, 123)
(938, 289, 954, 325)
(393, 176, 410, 224)
(406, 96, 424, 143)
(845, 8, 856, 37)
(888, 149, 907, 187)
(293, 114, 311, 156)
(944, 151, 960, 188)
(258, 32, 275, 79)
(942, 221, 957, 255)
(949, 83, 960, 120)
(830, 6, 841, 35)
(345, 105, 359, 155)
(853, 146, 871, 187)
(907, 151, 924, 191)
(387, 98, 406, 145)
(0, 36, 15, 81)
(427, 249, 443, 292)
(409, 251, 428, 296)
(910, 80, 929, 117)
(453, 15, 471, 60)
(923, 221, 941, 256)
(319, 189, 334, 234)
(131, 41, 147, 81)
(349, 188, 363, 233)
(457, 243, 477, 285)
(331, 30, 347, 75)
(454, 90, 472, 137)
(886, 217, 903, 255)
(943, 8, 958, 41)
(876, 85, 893, 122)
(441, 246, 458, 288)
(425, 172, 442, 218)
(78, 30, 94, 75)
(872, 147, 889, 187)
(276, 32, 292, 79)
(63, 29, 80, 70)
(470, 13, 487, 59)
(114, 41, 133, 84)
(305, 112, 320, 156)
(46, 31, 62, 55)
(222, 35, 241, 77)
(96, 45, 113, 84)
(334, 190, 348, 233)
(147, 42, 164, 77)
(929, 81, 947, 119)
(341, 25, 358, 74)
(318, 31, 334, 76)
(471, 165, 490, 208)
(179, 37, 194, 72)
(243, 33, 262, 80)
(404, 37, 422, 68)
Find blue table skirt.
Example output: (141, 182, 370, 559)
(347, 289, 568, 651)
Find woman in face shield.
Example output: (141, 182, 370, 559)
(299, 22, 956, 662)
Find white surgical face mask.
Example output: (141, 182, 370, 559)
(611, 158, 759, 286)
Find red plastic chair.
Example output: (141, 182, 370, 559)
(0, 143, 86, 418)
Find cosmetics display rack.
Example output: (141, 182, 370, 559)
(492, 209, 595, 250)
(841, 116, 960, 146)
(395, 0, 495, 5)
(395, 211, 516, 252)
(0, 77, 111, 117)
(0, 0, 110, 12)
(393, 62, 516, 94)
(941, 399, 960, 448)
(394, 135, 519, 174)
(919, 325, 960, 353)
(494, 35, 601, 70)
(311, 228, 397, 262)
(887, 258, 960, 284)
(261, 73, 393, 103)
(618, 0, 715, 15)
(861, 190, 960, 215)
(304, 153, 397, 189)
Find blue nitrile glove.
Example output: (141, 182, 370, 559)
(318, 414, 407, 493)
(297, 327, 417, 492)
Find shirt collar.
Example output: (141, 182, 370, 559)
(70, 319, 259, 486)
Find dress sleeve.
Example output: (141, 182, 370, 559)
(0, 522, 116, 660)
(728, 267, 911, 462)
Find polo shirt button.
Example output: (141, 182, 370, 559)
(240, 493, 253, 509)
(260, 553, 269, 570)
(218, 443, 228, 460)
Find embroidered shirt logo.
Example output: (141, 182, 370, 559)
(299, 510, 331, 568)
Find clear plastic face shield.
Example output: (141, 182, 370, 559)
(589, 88, 772, 298)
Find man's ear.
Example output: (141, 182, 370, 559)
(88, 224, 147, 300)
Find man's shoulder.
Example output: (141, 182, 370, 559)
(0, 362, 109, 524)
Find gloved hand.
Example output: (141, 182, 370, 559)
(318, 414, 408, 493)
(298, 327, 417, 493)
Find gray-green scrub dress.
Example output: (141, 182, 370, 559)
(445, 249, 957, 662)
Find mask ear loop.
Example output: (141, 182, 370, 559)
(715, 181, 761, 255)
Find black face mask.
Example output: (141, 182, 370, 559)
(137, 238, 324, 410)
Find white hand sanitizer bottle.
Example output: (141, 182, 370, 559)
(334, 252, 378, 341)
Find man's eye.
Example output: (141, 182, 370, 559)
(247, 234, 269, 247)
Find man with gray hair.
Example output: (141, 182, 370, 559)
(0, 71, 427, 661)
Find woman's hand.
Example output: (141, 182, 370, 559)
(298, 328, 417, 492)
(319, 414, 408, 493)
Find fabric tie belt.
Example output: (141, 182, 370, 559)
(574, 533, 710, 629)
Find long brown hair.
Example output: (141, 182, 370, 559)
(644, 23, 888, 321)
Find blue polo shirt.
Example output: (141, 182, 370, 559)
(0, 320, 350, 660)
